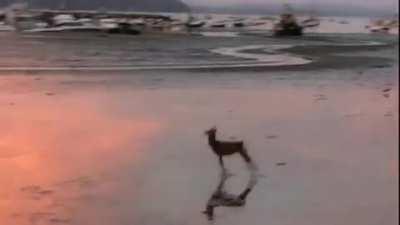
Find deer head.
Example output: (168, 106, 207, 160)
(204, 126, 217, 136)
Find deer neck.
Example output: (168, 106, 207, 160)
(208, 133, 217, 147)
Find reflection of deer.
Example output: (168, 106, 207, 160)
(203, 168, 258, 220)
(205, 127, 252, 170)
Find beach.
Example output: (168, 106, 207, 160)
(0, 30, 398, 225)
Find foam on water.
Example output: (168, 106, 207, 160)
(210, 40, 387, 67)
(0, 43, 313, 71)
(211, 45, 313, 66)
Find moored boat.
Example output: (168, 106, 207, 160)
(233, 21, 245, 27)
(0, 21, 15, 31)
(210, 22, 226, 28)
(25, 14, 99, 33)
(186, 20, 206, 28)
(185, 15, 206, 28)
(366, 19, 398, 34)
(105, 22, 141, 35)
(273, 13, 303, 36)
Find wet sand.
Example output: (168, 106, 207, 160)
(0, 33, 398, 225)
(0, 69, 398, 225)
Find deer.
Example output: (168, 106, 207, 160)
(204, 126, 253, 170)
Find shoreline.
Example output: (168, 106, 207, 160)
(0, 36, 396, 74)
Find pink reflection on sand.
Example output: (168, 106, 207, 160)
(0, 90, 162, 225)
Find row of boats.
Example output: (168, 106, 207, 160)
(0, 7, 398, 36)
(15, 15, 153, 34)
(0, 8, 316, 36)
(185, 16, 271, 29)
(177, 15, 398, 35)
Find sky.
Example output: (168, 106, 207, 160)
(183, 0, 398, 10)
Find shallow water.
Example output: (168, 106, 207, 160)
(0, 32, 397, 71)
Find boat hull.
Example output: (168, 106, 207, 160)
(274, 26, 303, 36)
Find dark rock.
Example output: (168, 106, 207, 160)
(314, 94, 328, 101)
(49, 218, 71, 224)
(382, 88, 392, 93)
(266, 135, 278, 140)
(384, 112, 393, 117)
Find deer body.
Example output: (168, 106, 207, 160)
(205, 127, 252, 168)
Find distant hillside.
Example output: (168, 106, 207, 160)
(0, 0, 190, 12)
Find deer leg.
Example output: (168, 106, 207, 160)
(219, 156, 225, 170)
(239, 149, 252, 163)
(238, 188, 252, 201)
(203, 205, 214, 220)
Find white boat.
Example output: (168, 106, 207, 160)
(25, 14, 99, 33)
(53, 14, 77, 26)
(367, 19, 399, 34)
(369, 26, 390, 34)
(76, 18, 93, 26)
(210, 21, 226, 28)
(185, 14, 206, 28)
(129, 18, 146, 26)
(186, 20, 206, 28)
(0, 21, 15, 31)
(98, 18, 141, 35)
(99, 18, 119, 30)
